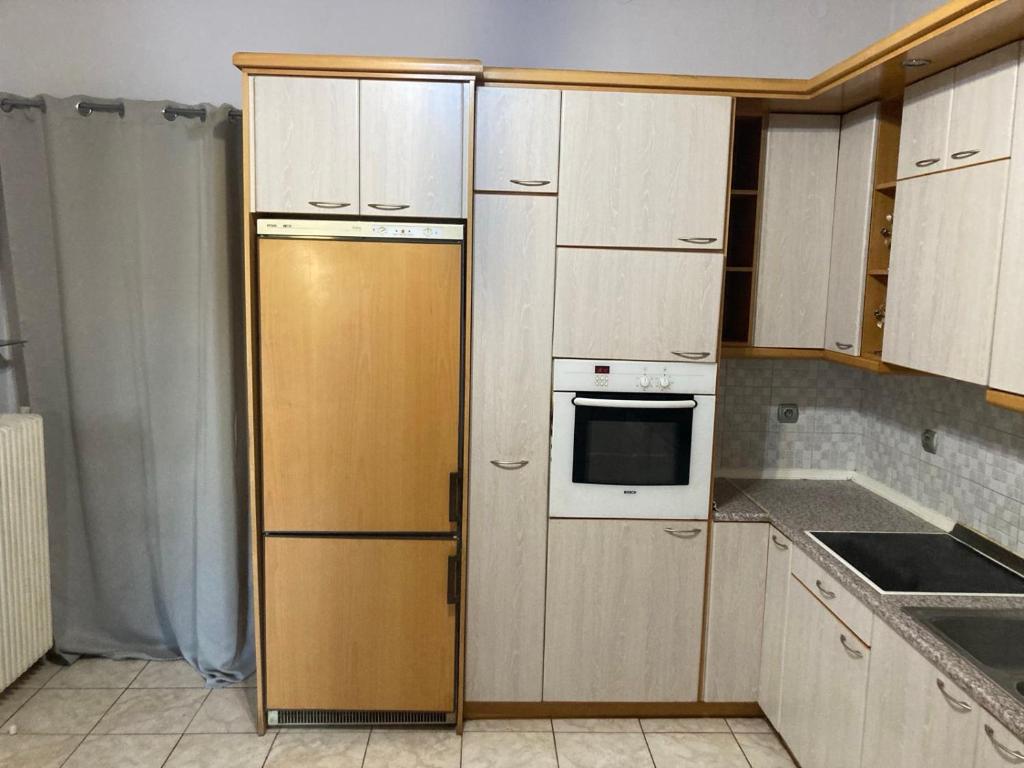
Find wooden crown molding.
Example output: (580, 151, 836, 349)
(232, 52, 483, 78)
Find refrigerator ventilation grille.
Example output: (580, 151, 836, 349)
(271, 709, 451, 727)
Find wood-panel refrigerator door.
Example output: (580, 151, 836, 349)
(257, 237, 463, 533)
(264, 537, 457, 711)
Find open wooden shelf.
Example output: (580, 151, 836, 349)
(730, 189, 758, 197)
(868, 269, 889, 277)
(874, 180, 897, 193)
(726, 266, 754, 273)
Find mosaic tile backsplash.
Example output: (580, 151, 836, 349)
(716, 358, 1024, 556)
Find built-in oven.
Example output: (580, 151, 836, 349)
(549, 358, 717, 519)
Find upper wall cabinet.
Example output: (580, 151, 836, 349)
(753, 114, 841, 349)
(897, 42, 1020, 180)
(475, 87, 561, 192)
(252, 77, 360, 214)
(557, 90, 732, 249)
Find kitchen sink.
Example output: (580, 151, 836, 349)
(907, 607, 1024, 705)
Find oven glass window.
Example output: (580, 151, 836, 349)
(572, 393, 693, 486)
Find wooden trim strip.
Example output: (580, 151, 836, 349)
(233, 52, 483, 78)
(986, 388, 1024, 413)
(464, 701, 763, 719)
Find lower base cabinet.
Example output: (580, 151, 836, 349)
(542, 519, 706, 701)
(758, 527, 792, 727)
(976, 716, 1024, 767)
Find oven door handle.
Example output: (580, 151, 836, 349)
(572, 397, 697, 409)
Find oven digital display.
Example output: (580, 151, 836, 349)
(594, 365, 610, 374)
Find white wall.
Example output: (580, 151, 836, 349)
(1, 0, 943, 105)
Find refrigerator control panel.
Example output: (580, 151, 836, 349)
(257, 219, 464, 241)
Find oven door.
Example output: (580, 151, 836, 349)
(549, 391, 715, 519)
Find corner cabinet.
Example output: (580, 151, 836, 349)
(758, 528, 792, 727)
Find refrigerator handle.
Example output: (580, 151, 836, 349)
(448, 471, 462, 524)
(447, 554, 460, 605)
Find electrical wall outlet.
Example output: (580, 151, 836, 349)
(922, 429, 939, 454)
(777, 403, 799, 423)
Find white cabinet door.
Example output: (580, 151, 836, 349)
(543, 519, 707, 701)
(702, 523, 768, 702)
(557, 90, 732, 249)
(825, 103, 879, 356)
(552, 248, 723, 362)
(758, 528, 792, 728)
(861, 620, 980, 768)
(896, 69, 954, 180)
(475, 88, 561, 192)
(753, 114, 841, 348)
(359, 80, 465, 218)
(252, 76, 360, 214)
(780, 577, 870, 768)
(466, 195, 557, 702)
(975, 716, 1024, 768)
(947, 42, 1020, 171)
(883, 161, 1010, 384)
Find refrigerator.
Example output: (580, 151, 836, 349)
(255, 219, 464, 723)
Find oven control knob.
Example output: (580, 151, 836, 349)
(659, 376, 670, 389)
(639, 375, 651, 388)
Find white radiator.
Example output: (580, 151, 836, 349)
(0, 414, 52, 689)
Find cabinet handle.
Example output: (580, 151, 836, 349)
(671, 351, 711, 360)
(935, 679, 973, 713)
(771, 534, 789, 551)
(490, 459, 529, 470)
(950, 149, 980, 161)
(835, 342, 853, 350)
(985, 725, 1024, 763)
(368, 203, 410, 211)
(915, 158, 940, 167)
(509, 179, 551, 187)
(447, 555, 460, 605)
(308, 201, 351, 209)
(815, 579, 836, 600)
(839, 634, 864, 659)
(664, 527, 702, 539)
(678, 237, 718, 244)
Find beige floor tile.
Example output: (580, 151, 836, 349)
(0, 686, 37, 726)
(164, 734, 275, 768)
(186, 688, 257, 734)
(228, 675, 256, 688)
(736, 732, 798, 768)
(11, 660, 62, 689)
(63, 734, 179, 768)
(641, 717, 731, 733)
(93, 688, 209, 734)
(645, 733, 749, 768)
(463, 718, 552, 732)
(264, 730, 369, 768)
(552, 718, 642, 732)
(463, 731, 558, 768)
(4, 688, 122, 734)
(131, 661, 207, 689)
(362, 729, 461, 768)
(555, 732, 654, 768)
(726, 717, 773, 734)
(46, 658, 147, 689)
(0, 735, 82, 768)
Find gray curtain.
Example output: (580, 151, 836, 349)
(0, 96, 252, 684)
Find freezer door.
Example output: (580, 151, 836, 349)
(258, 237, 463, 533)
(263, 536, 457, 712)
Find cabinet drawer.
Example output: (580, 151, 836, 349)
(976, 716, 1024, 768)
(791, 546, 874, 644)
(475, 88, 561, 193)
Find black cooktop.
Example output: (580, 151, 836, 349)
(809, 531, 1024, 594)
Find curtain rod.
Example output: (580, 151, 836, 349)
(1, 95, 241, 122)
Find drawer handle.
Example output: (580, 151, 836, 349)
(771, 534, 789, 551)
(490, 459, 529, 470)
(839, 634, 864, 659)
(664, 527, 702, 539)
(985, 725, 1024, 763)
(509, 179, 551, 187)
(368, 203, 411, 211)
(671, 351, 711, 360)
(816, 579, 836, 600)
(678, 237, 718, 244)
(935, 679, 972, 713)
(951, 149, 980, 161)
(835, 342, 853, 350)
(915, 158, 940, 168)
(308, 201, 351, 209)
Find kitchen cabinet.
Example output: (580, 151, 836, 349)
(474, 87, 561, 192)
(753, 114, 841, 348)
(883, 161, 1010, 384)
(252, 76, 360, 213)
(552, 248, 723, 362)
(360, 79, 465, 217)
(758, 527, 792, 728)
(465, 194, 557, 702)
(557, 90, 732, 249)
(543, 519, 706, 701)
(702, 523, 768, 702)
(780, 576, 871, 768)
(824, 103, 879, 357)
(861, 620, 980, 768)
(896, 69, 955, 179)
(975, 716, 1024, 768)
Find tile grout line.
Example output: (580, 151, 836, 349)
(0, 683, 41, 731)
(258, 731, 279, 768)
(159, 683, 214, 767)
(639, 721, 658, 768)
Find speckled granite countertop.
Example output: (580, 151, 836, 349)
(714, 478, 1024, 740)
